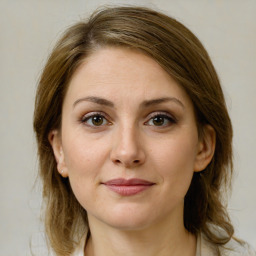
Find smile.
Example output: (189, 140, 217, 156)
(102, 178, 155, 196)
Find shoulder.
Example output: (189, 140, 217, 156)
(199, 232, 256, 256)
(220, 238, 256, 256)
(71, 233, 87, 256)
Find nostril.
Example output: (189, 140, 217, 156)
(113, 159, 140, 165)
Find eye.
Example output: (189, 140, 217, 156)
(81, 113, 110, 127)
(145, 113, 176, 127)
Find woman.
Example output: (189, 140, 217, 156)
(33, 6, 255, 256)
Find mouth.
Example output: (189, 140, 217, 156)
(102, 178, 155, 196)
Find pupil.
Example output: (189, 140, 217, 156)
(92, 116, 103, 126)
(153, 116, 164, 126)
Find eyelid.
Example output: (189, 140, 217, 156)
(144, 111, 178, 128)
(79, 110, 177, 127)
(146, 111, 177, 122)
(80, 111, 112, 126)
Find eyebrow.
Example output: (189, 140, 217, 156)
(141, 97, 184, 109)
(73, 96, 184, 109)
(73, 96, 114, 108)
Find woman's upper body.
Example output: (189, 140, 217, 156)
(33, 6, 255, 256)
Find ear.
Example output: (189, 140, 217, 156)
(48, 130, 68, 178)
(194, 125, 216, 172)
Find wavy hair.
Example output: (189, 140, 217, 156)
(33, 6, 234, 255)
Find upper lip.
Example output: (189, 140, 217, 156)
(103, 178, 155, 186)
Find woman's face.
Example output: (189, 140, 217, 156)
(51, 47, 213, 230)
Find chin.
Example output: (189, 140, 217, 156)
(105, 217, 153, 231)
(95, 205, 158, 231)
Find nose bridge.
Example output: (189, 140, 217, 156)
(111, 120, 145, 167)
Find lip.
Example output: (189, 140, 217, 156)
(102, 178, 155, 196)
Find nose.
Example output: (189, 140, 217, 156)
(110, 124, 146, 168)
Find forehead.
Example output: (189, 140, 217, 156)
(65, 47, 192, 108)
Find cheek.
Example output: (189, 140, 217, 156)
(61, 135, 108, 210)
(62, 128, 108, 171)
(153, 135, 198, 194)
(61, 130, 110, 193)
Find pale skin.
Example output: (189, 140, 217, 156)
(49, 47, 216, 256)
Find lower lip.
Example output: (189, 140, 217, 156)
(104, 185, 153, 196)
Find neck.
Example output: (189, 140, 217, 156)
(84, 215, 196, 256)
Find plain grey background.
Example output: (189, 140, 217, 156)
(0, 0, 255, 255)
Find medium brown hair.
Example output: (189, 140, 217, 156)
(33, 6, 234, 255)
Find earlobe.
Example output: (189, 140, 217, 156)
(194, 125, 216, 172)
(48, 130, 68, 177)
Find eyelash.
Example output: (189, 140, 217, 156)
(80, 111, 177, 128)
(80, 112, 111, 127)
(144, 112, 177, 127)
